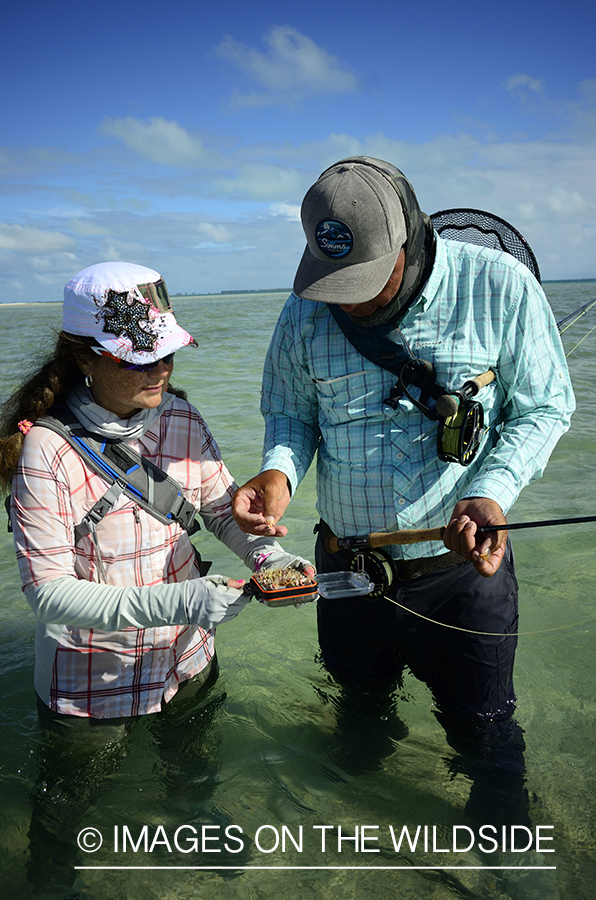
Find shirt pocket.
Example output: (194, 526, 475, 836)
(312, 368, 393, 426)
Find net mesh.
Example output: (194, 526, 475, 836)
(430, 208, 541, 282)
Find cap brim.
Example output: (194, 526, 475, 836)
(293, 244, 401, 304)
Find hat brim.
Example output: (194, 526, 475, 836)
(293, 243, 401, 304)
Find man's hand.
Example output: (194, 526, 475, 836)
(442, 497, 507, 577)
(232, 469, 291, 536)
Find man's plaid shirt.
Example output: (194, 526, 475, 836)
(260, 237, 575, 557)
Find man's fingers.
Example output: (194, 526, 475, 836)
(471, 542, 506, 576)
(232, 471, 291, 535)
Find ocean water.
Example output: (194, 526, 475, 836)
(0, 282, 595, 899)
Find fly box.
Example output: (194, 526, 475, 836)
(249, 568, 318, 607)
(249, 567, 374, 607)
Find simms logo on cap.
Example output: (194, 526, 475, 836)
(315, 219, 354, 259)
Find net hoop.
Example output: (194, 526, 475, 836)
(430, 207, 541, 283)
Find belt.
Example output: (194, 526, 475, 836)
(391, 550, 463, 581)
(317, 520, 464, 582)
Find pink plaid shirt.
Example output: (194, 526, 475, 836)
(12, 397, 236, 718)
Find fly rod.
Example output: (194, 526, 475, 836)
(326, 515, 596, 553)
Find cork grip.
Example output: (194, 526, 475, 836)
(368, 527, 446, 547)
(326, 527, 446, 553)
(466, 369, 495, 392)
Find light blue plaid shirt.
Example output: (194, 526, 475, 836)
(260, 237, 575, 558)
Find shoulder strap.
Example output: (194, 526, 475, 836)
(35, 406, 200, 543)
(5, 494, 13, 534)
(327, 304, 413, 377)
(327, 305, 446, 417)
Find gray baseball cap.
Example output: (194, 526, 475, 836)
(293, 160, 407, 304)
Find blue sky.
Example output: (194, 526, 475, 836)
(1, 0, 595, 301)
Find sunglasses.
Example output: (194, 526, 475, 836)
(92, 347, 175, 372)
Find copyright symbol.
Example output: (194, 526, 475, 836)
(77, 827, 103, 852)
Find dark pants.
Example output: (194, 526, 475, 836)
(315, 531, 529, 828)
(28, 657, 224, 894)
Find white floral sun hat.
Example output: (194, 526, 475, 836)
(63, 261, 196, 365)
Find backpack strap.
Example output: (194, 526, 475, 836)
(35, 406, 201, 542)
(4, 494, 12, 534)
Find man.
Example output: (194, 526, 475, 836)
(232, 157, 574, 827)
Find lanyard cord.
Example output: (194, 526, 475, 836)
(383, 594, 596, 637)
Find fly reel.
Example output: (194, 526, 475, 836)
(348, 548, 395, 599)
(392, 360, 490, 467)
(437, 398, 485, 466)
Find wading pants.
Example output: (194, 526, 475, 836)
(27, 656, 227, 894)
(315, 532, 530, 829)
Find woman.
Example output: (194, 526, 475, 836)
(0, 261, 311, 896)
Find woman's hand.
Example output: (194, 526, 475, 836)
(256, 552, 316, 582)
(442, 497, 507, 577)
(187, 575, 250, 628)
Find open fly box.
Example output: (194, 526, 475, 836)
(249, 568, 374, 607)
(249, 569, 318, 607)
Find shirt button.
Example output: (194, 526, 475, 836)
(396, 452, 404, 460)
(158, 655, 165, 663)
(398, 498, 406, 505)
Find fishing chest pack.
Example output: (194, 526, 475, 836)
(8, 405, 211, 575)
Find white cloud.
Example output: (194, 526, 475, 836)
(215, 162, 306, 201)
(2, 73, 596, 302)
(505, 73, 544, 95)
(568, 79, 596, 138)
(194, 241, 255, 252)
(269, 202, 301, 220)
(0, 224, 75, 253)
(503, 73, 547, 116)
(196, 223, 233, 243)
(101, 117, 213, 167)
(98, 238, 146, 261)
(69, 219, 111, 237)
(216, 26, 359, 107)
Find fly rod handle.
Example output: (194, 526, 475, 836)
(325, 526, 446, 553)
(368, 527, 446, 546)
(326, 511, 596, 555)
(464, 369, 495, 394)
(436, 369, 496, 418)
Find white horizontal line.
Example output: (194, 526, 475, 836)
(76, 865, 557, 871)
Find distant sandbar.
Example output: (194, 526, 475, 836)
(0, 302, 62, 307)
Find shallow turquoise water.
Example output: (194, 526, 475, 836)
(1, 284, 595, 899)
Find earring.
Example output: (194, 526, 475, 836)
(85, 374, 93, 388)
